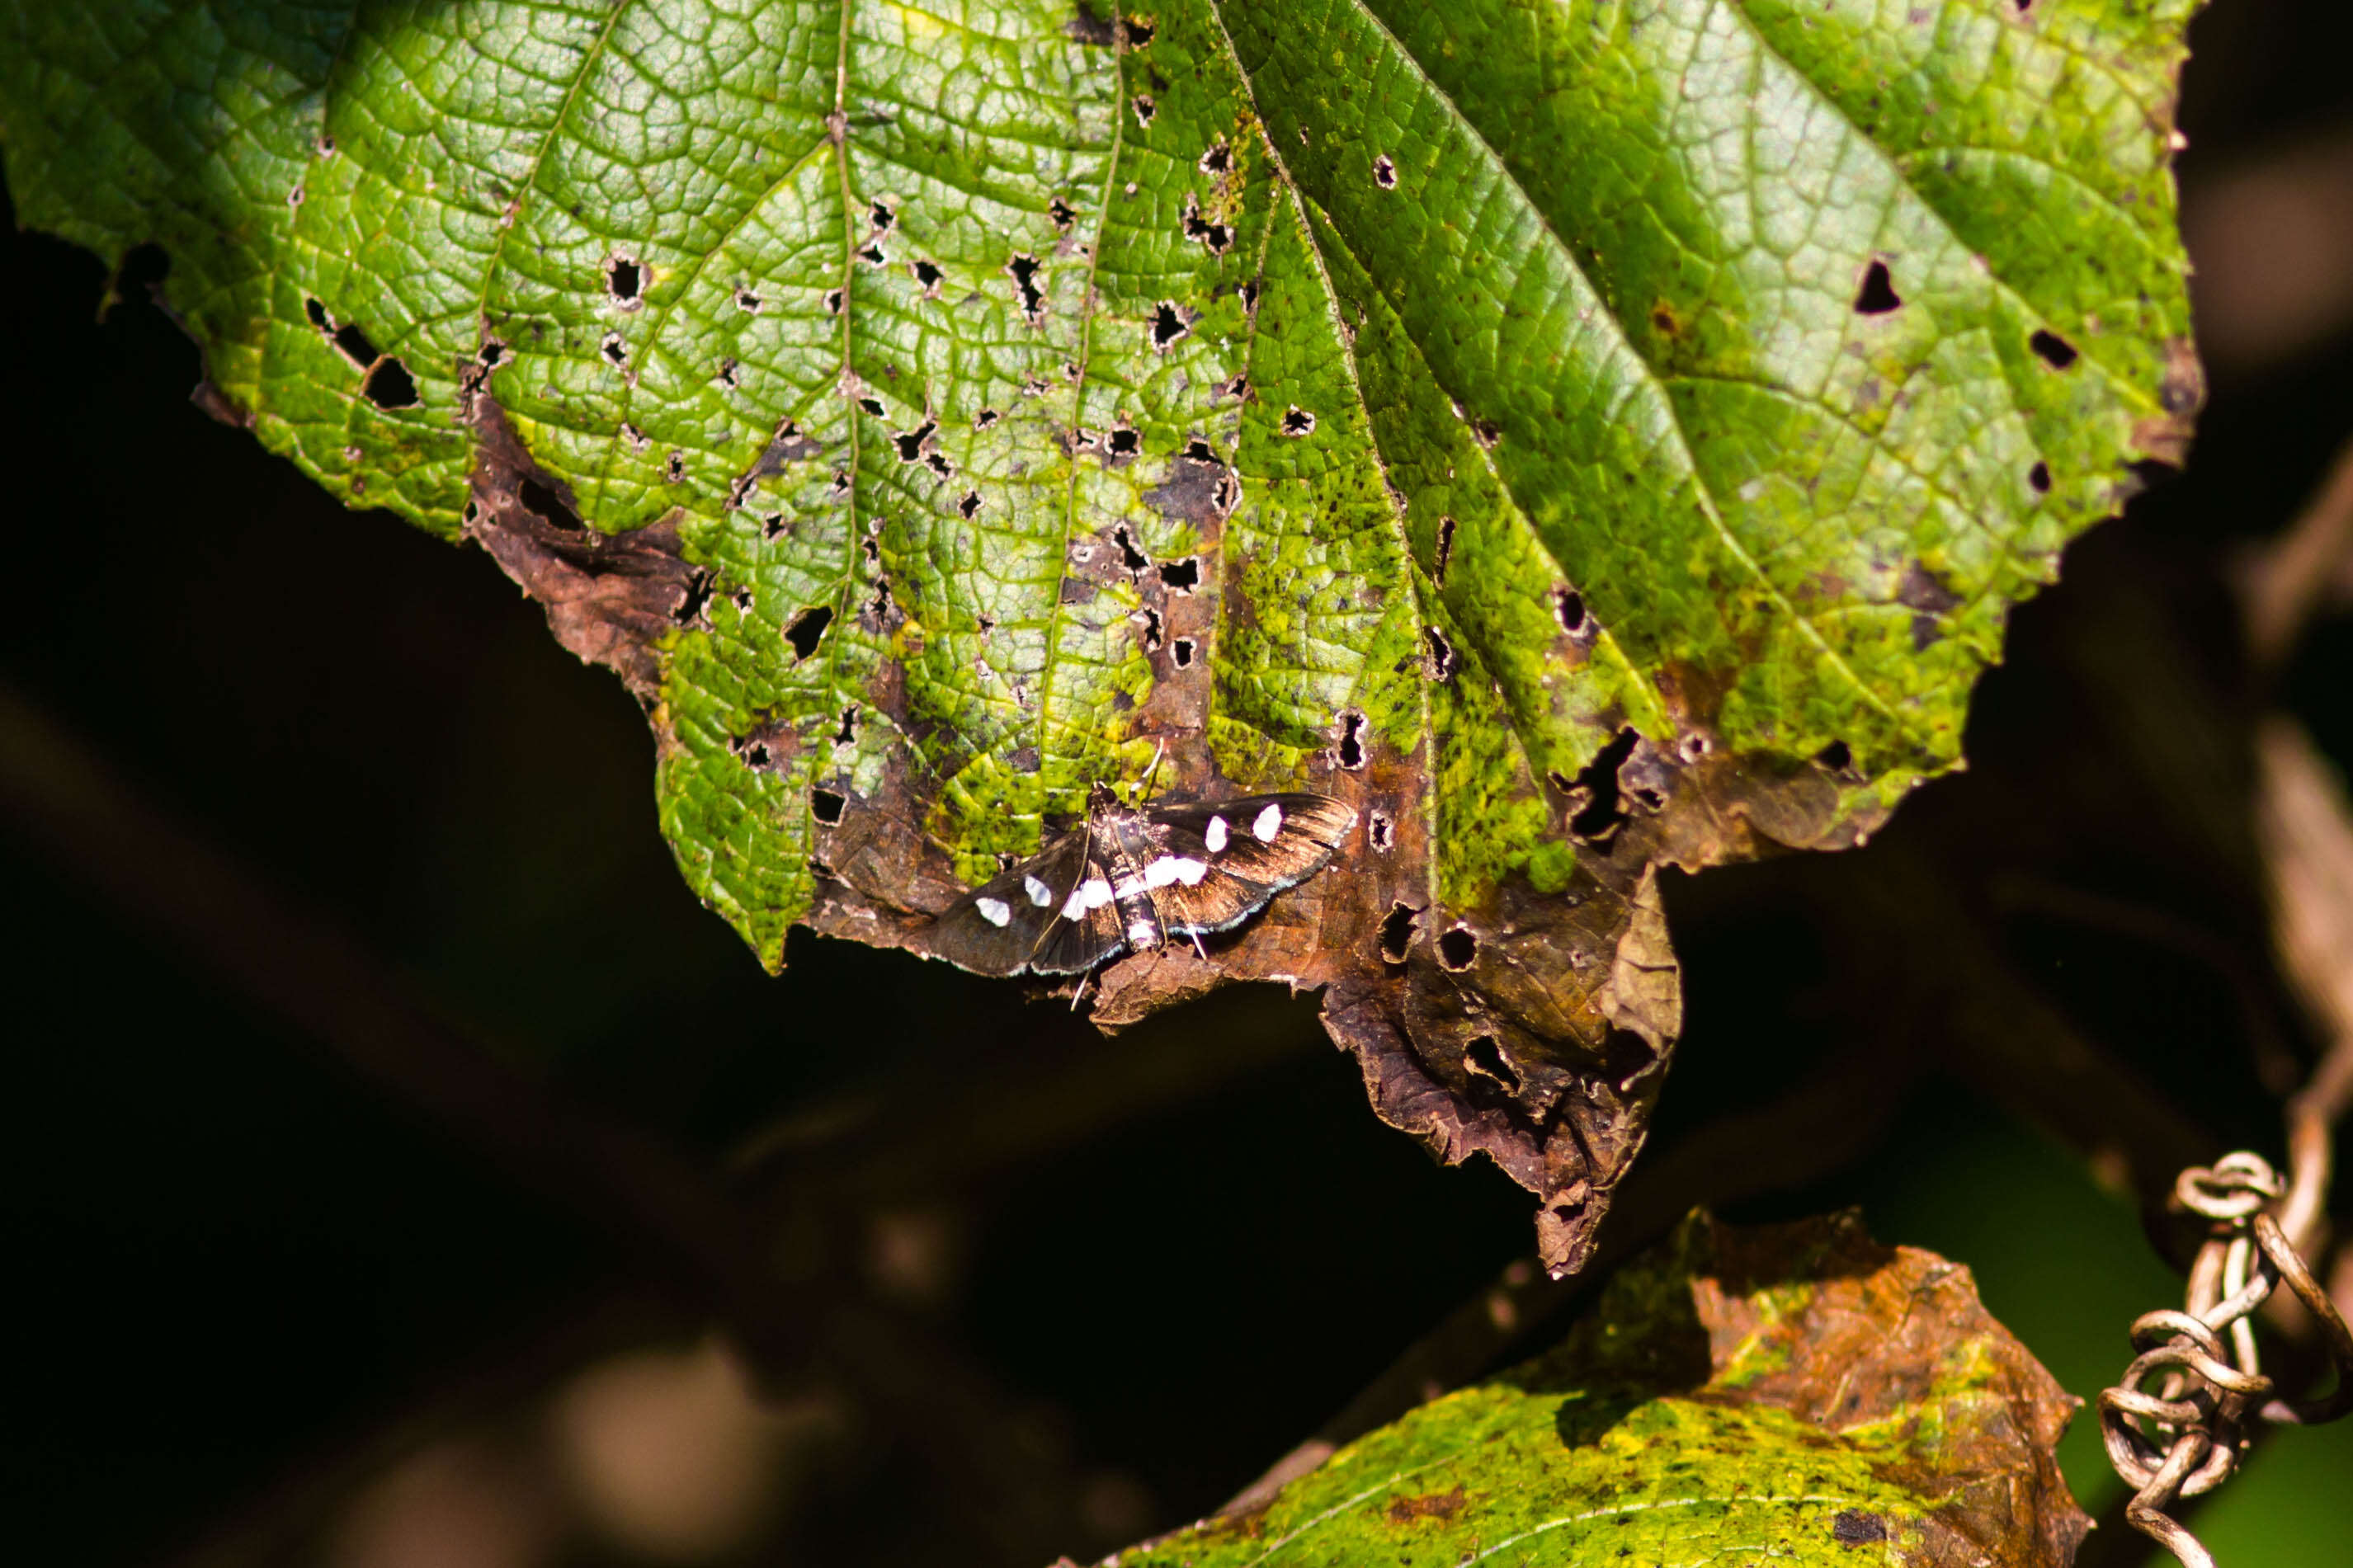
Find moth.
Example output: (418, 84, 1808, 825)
(931, 784, 1358, 977)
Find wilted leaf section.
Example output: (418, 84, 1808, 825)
(1120, 1212, 2090, 1568)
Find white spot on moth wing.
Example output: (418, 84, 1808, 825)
(1060, 878, 1115, 920)
(1145, 855, 1208, 888)
(1113, 874, 1147, 898)
(1127, 918, 1157, 944)
(1252, 802, 1284, 841)
(1205, 815, 1228, 853)
(975, 896, 1012, 927)
(1024, 873, 1054, 906)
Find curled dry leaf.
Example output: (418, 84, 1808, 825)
(1120, 1212, 2091, 1568)
(0, 0, 2200, 1268)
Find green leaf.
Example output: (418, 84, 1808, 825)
(0, 0, 2200, 1269)
(1121, 1212, 2091, 1567)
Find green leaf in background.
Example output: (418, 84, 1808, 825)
(1119, 1211, 2090, 1567)
(0, 0, 2200, 1268)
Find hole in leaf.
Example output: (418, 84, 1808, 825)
(606, 255, 643, 303)
(1438, 926, 1478, 971)
(2030, 329, 2078, 369)
(1200, 140, 1230, 175)
(786, 604, 833, 660)
(959, 490, 982, 518)
(516, 477, 583, 531)
(1171, 638, 1195, 667)
(1423, 624, 1457, 680)
(332, 320, 381, 368)
(825, 288, 845, 315)
(1106, 426, 1140, 458)
(601, 332, 627, 365)
(666, 451, 686, 483)
(836, 705, 859, 746)
(1157, 557, 1199, 591)
(1009, 253, 1045, 318)
(1567, 727, 1639, 841)
(1372, 154, 1397, 188)
(1553, 587, 1586, 633)
(974, 407, 1000, 430)
(1132, 93, 1156, 126)
(858, 395, 885, 417)
(1816, 738, 1853, 772)
(717, 356, 737, 387)
(1337, 709, 1367, 770)
(1216, 372, 1250, 402)
(1184, 438, 1216, 462)
(1281, 407, 1315, 437)
(304, 296, 331, 331)
(1434, 515, 1456, 584)
(1114, 525, 1150, 572)
(1048, 196, 1077, 230)
(1151, 300, 1191, 351)
(1369, 812, 1394, 851)
(674, 570, 714, 625)
(745, 742, 771, 768)
(1123, 14, 1154, 45)
(1378, 902, 1417, 963)
(1141, 606, 1164, 651)
(1464, 1034, 1520, 1092)
(735, 287, 762, 312)
(926, 451, 953, 478)
(2029, 460, 2052, 494)
(869, 199, 894, 231)
(912, 258, 943, 290)
(1853, 259, 1902, 315)
(858, 242, 885, 266)
(813, 788, 846, 825)
(362, 356, 419, 408)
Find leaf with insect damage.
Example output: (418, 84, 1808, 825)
(1121, 1212, 2091, 1568)
(0, 0, 2201, 1269)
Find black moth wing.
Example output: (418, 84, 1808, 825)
(931, 827, 1115, 977)
(1147, 792, 1356, 936)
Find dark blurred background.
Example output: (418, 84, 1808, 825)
(8, 1, 2353, 1563)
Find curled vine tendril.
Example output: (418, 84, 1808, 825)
(2100, 1152, 2353, 1567)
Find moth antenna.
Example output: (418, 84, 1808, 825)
(1139, 738, 1168, 804)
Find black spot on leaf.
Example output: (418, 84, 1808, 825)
(2030, 328, 2078, 369)
(785, 604, 833, 660)
(1853, 258, 1902, 314)
(1423, 624, 1457, 680)
(1464, 1034, 1519, 1091)
(1009, 252, 1046, 318)
(1379, 902, 1417, 963)
(1434, 515, 1457, 584)
(2029, 460, 2052, 494)
(1150, 299, 1191, 351)
(516, 477, 583, 532)
(1567, 727, 1639, 842)
(1337, 709, 1367, 770)
(1553, 586, 1586, 633)
(362, 356, 418, 408)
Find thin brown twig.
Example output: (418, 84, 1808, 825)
(2239, 436, 2353, 673)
